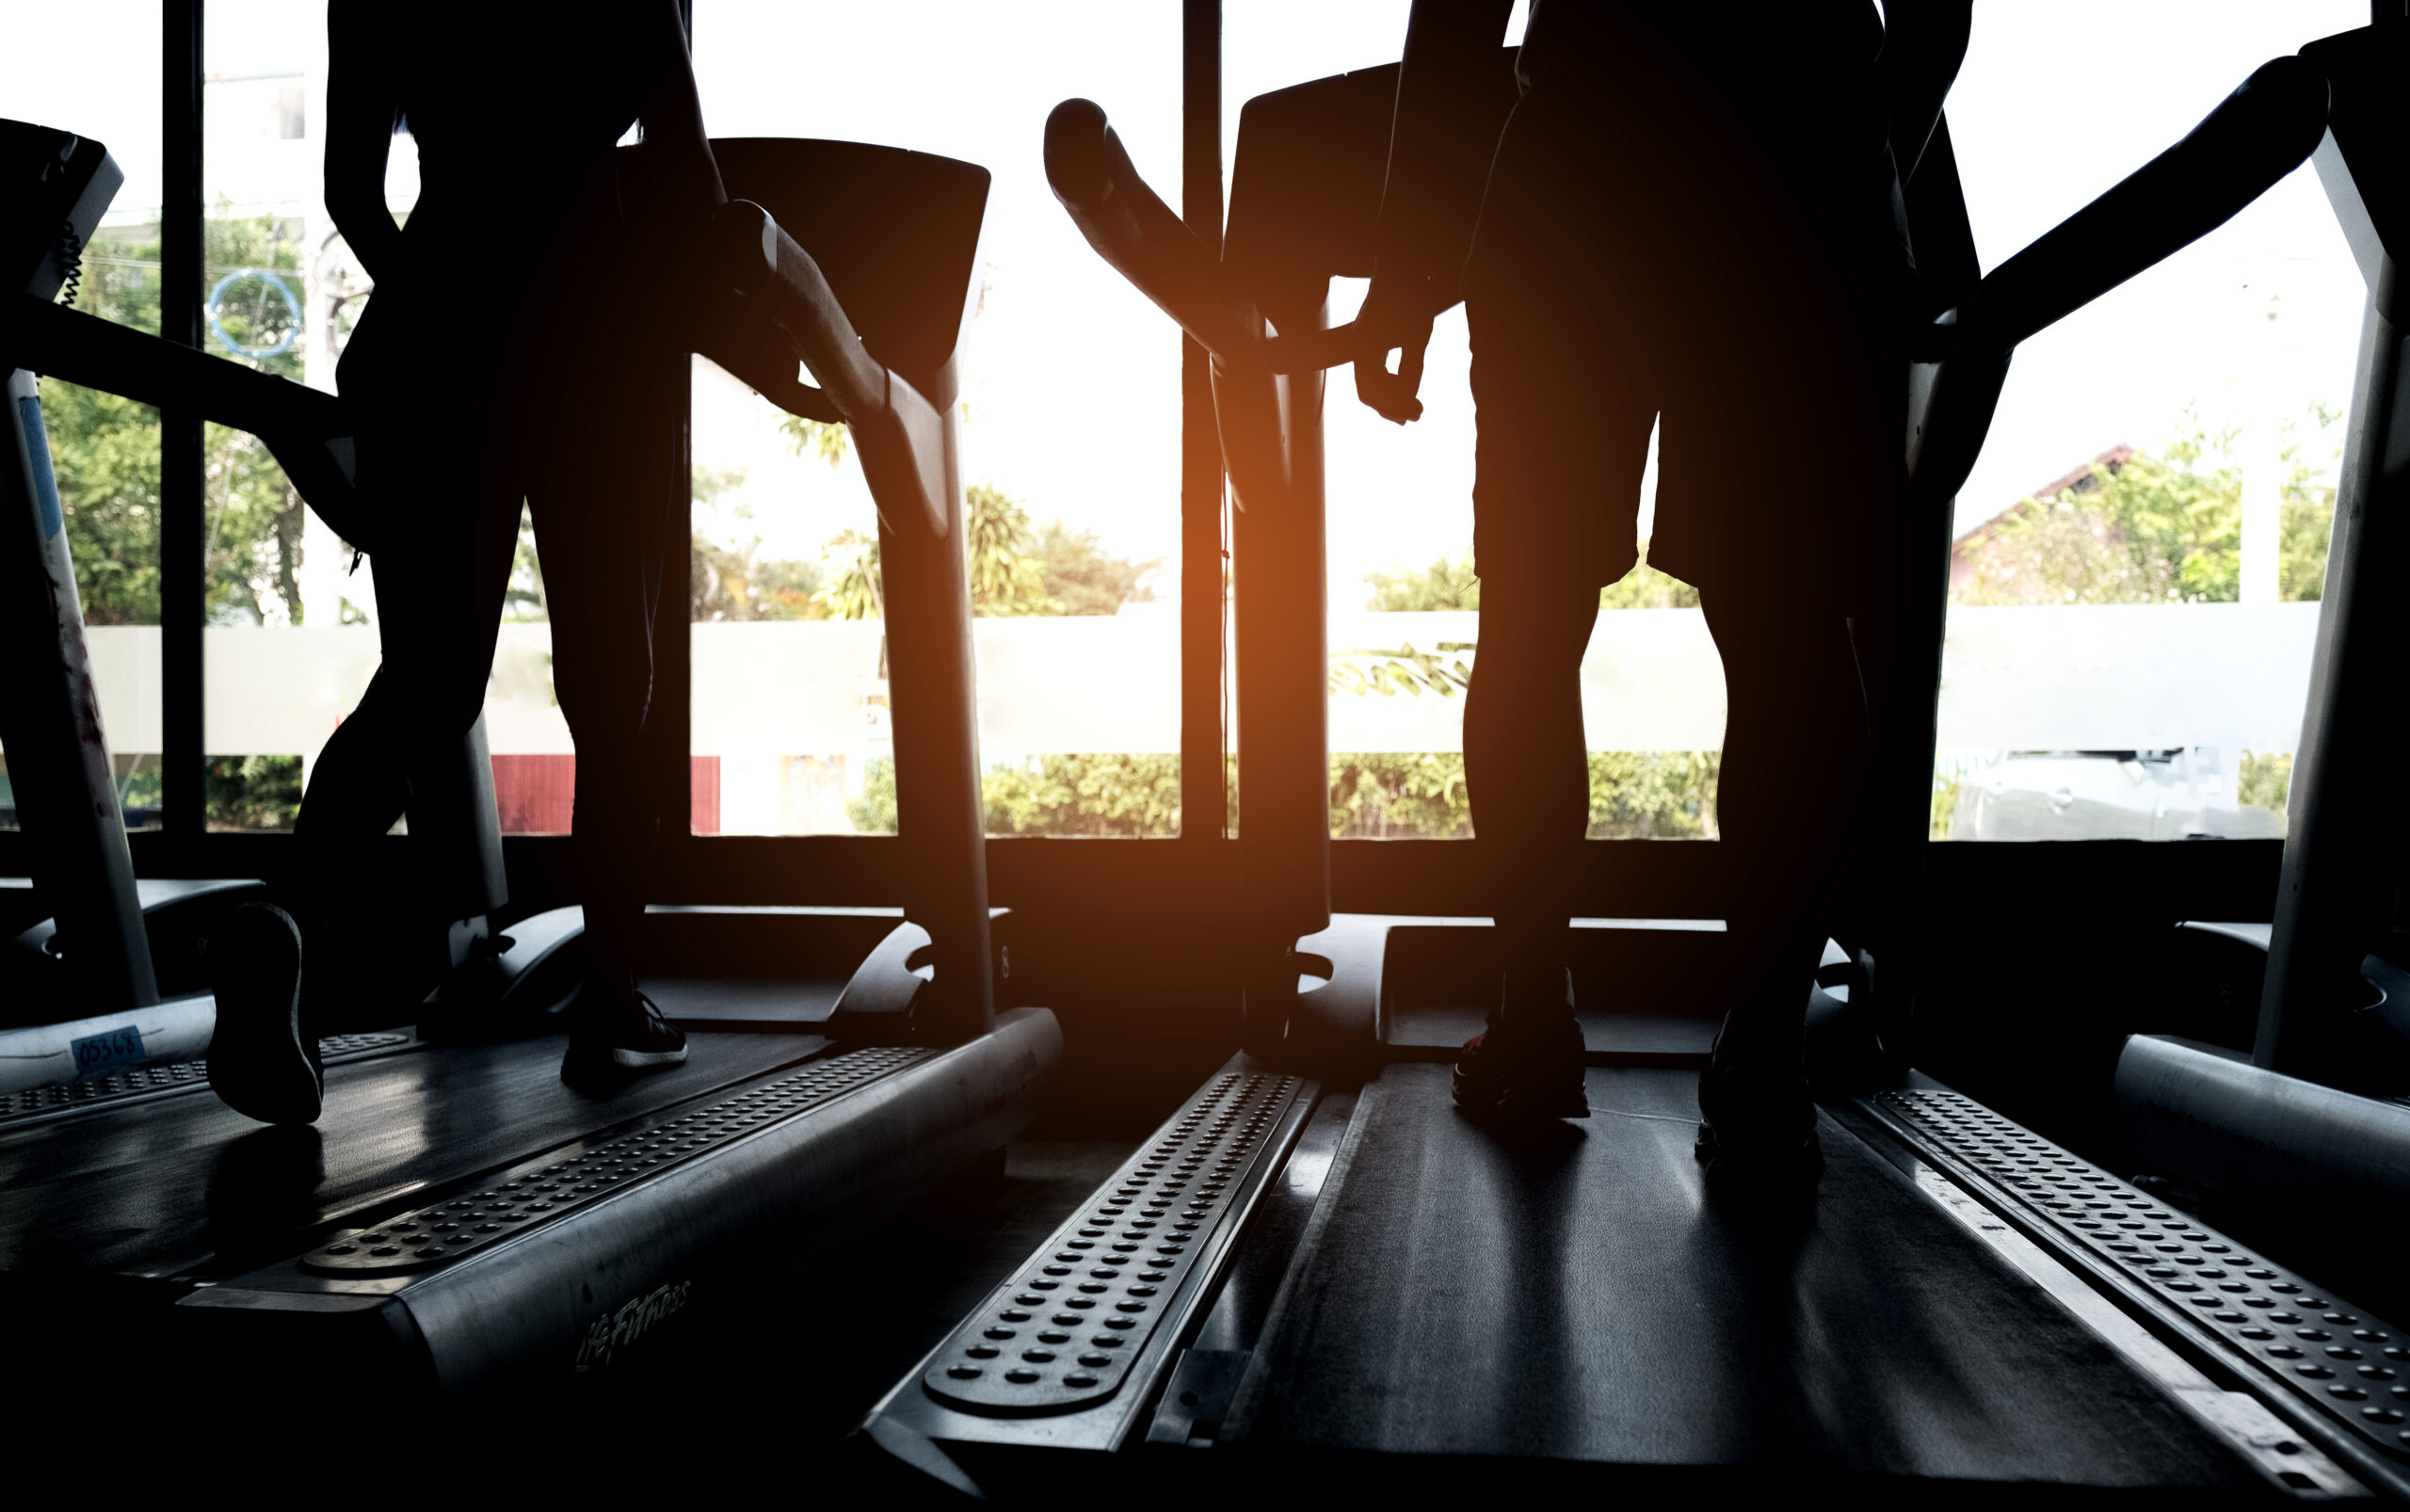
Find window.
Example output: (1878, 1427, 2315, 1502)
(1227, 4, 1706, 844)
(1, 5, 167, 833)
(191, 3, 588, 836)
(690, 2, 1184, 838)
(1934, 0, 2364, 841)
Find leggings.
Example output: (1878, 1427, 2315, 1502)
(289, 340, 681, 1004)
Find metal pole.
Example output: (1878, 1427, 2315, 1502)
(1181, 0, 1229, 844)
(0, 369, 160, 1008)
(879, 375, 995, 1042)
(2253, 42, 2409, 1074)
(161, 0, 204, 855)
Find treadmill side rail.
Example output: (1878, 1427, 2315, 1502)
(861, 1051, 1323, 1461)
(175, 1005, 1060, 1391)
(1860, 1085, 2410, 1493)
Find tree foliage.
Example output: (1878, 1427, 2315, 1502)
(42, 223, 167, 626)
(1326, 750, 1718, 839)
(845, 753, 1184, 838)
(810, 482, 1156, 621)
(1952, 410, 2338, 606)
(1361, 540, 1697, 612)
(689, 465, 828, 621)
(1033, 517, 1160, 616)
(964, 483, 1049, 615)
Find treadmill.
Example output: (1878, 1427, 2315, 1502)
(0, 129, 1060, 1395)
(0, 118, 582, 1097)
(857, 30, 2410, 1499)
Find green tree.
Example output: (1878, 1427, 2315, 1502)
(1598, 544, 1700, 610)
(1324, 750, 1718, 840)
(1952, 409, 2338, 606)
(203, 754, 302, 832)
(815, 527, 885, 620)
(811, 482, 1062, 619)
(844, 753, 1184, 837)
(690, 464, 828, 621)
(964, 483, 1048, 615)
(1033, 519, 1160, 616)
(2239, 750, 2294, 828)
(199, 208, 313, 627)
(1365, 554, 1481, 611)
(1362, 540, 1697, 612)
(43, 222, 167, 625)
(778, 412, 851, 467)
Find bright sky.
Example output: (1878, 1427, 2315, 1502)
(7, 2, 2375, 597)
(687, 2, 1188, 584)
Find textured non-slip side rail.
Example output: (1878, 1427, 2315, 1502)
(0, 1033, 411, 1129)
(302, 1045, 931, 1276)
(1870, 1087, 2410, 1464)
(923, 1069, 1310, 1416)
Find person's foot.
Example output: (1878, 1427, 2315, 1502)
(1454, 1015, 1588, 1122)
(206, 903, 324, 1125)
(1694, 1054, 1820, 1190)
(561, 984, 688, 1084)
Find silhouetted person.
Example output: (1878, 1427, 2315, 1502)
(1355, 1, 1965, 1182)
(207, 1, 727, 1123)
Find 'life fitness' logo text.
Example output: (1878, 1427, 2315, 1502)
(574, 1278, 691, 1370)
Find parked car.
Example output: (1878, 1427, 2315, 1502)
(1950, 747, 2286, 841)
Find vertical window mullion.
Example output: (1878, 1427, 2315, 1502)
(1180, 0, 1227, 842)
(160, 0, 203, 858)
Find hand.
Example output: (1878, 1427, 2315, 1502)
(1350, 267, 1439, 424)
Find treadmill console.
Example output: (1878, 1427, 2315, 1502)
(1, 120, 122, 304)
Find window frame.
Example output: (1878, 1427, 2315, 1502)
(0, 0, 2287, 929)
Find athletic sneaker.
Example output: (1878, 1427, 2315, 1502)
(205, 902, 324, 1125)
(560, 984, 688, 1084)
(1694, 1054, 1821, 1190)
(1454, 1015, 1589, 1122)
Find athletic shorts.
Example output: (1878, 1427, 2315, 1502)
(1464, 93, 1910, 612)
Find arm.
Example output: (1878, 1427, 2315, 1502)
(626, 0, 728, 224)
(1356, 0, 1516, 423)
(322, 0, 406, 283)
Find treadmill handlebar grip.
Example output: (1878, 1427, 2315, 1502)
(1044, 100, 1349, 378)
(1959, 55, 2328, 354)
(707, 200, 948, 541)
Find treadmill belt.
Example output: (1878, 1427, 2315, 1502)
(1224, 1063, 2255, 1488)
(0, 1028, 824, 1282)
(0, 1032, 412, 1129)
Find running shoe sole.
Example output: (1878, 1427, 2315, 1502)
(205, 904, 322, 1125)
(609, 1043, 690, 1070)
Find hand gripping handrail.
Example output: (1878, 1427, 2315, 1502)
(1043, 99, 1357, 378)
(1046, 99, 1358, 520)
(703, 199, 949, 541)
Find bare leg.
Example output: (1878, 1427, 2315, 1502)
(1696, 587, 1870, 1142)
(1466, 571, 1600, 1023)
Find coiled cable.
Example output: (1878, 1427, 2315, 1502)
(54, 222, 84, 306)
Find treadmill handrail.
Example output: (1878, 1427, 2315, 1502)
(1043, 99, 1352, 377)
(701, 199, 950, 542)
(2, 292, 372, 548)
(1946, 56, 2328, 358)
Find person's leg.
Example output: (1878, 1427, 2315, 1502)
(1694, 582, 1870, 1155)
(211, 417, 525, 1121)
(526, 355, 684, 1071)
(1451, 283, 1654, 1119)
(1466, 565, 1607, 1017)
